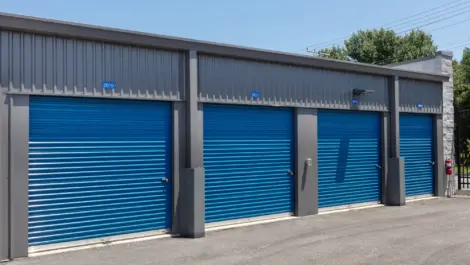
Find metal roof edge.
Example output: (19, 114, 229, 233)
(0, 12, 449, 83)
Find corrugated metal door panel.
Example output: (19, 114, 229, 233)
(400, 114, 434, 196)
(203, 104, 294, 223)
(28, 96, 172, 246)
(318, 110, 382, 208)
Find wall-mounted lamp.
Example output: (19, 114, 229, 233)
(352, 89, 375, 96)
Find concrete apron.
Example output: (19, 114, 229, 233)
(28, 229, 170, 257)
(318, 201, 383, 215)
(23, 199, 433, 258)
(405, 194, 436, 202)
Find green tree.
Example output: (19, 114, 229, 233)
(345, 28, 400, 65)
(318, 28, 437, 65)
(398, 30, 438, 62)
(317, 45, 349, 60)
(454, 48, 470, 109)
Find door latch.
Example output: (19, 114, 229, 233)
(376, 164, 382, 169)
(161, 178, 170, 183)
(288, 170, 294, 176)
(429, 161, 436, 166)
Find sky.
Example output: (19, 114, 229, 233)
(2, 0, 469, 61)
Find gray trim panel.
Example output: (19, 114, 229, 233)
(0, 13, 448, 82)
(0, 91, 9, 260)
(389, 77, 400, 158)
(172, 102, 186, 233)
(434, 115, 445, 197)
(381, 113, 389, 204)
(9, 95, 29, 258)
(294, 108, 318, 216)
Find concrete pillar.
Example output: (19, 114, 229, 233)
(386, 76, 405, 206)
(9, 95, 30, 258)
(0, 91, 9, 261)
(294, 108, 318, 216)
(178, 50, 205, 238)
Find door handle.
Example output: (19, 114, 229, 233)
(376, 165, 382, 169)
(161, 178, 170, 183)
(288, 170, 294, 176)
(429, 161, 435, 166)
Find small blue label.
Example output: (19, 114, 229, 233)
(102, 81, 116, 89)
(251, 91, 260, 99)
(352, 99, 358, 104)
(417, 104, 424, 109)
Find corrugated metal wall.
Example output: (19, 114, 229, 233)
(0, 31, 186, 100)
(399, 79, 442, 113)
(198, 55, 389, 111)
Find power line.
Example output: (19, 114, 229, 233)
(303, 0, 470, 51)
(314, 8, 470, 63)
(397, 8, 470, 34)
(427, 17, 470, 33)
(385, 0, 470, 30)
(443, 37, 470, 48)
(382, 0, 465, 28)
(449, 42, 470, 50)
(304, 0, 466, 50)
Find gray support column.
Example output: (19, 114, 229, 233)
(172, 102, 186, 233)
(178, 50, 205, 238)
(386, 76, 405, 206)
(434, 114, 445, 197)
(0, 92, 9, 261)
(389, 76, 400, 159)
(381, 113, 389, 204)
(294, 108, 318, 216)
(9, 95, 29, 258)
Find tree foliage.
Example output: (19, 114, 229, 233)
(454, 49, 470, 153)
(399, 30, 438, 62)
(454, 48, 470, 109)
(345, 28, 400, 65)
(317, 45, 349, 61)
(318, 28, 437, 65)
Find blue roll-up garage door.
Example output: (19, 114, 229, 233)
(318, 110, 382, 208)
(400, 114, 434, 196)
(204, 104, 294, 223)
(28, 96, 172, 246)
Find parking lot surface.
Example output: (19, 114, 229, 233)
(8, 198, 470, 265)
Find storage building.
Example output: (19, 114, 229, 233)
(0, 13, 450, 260)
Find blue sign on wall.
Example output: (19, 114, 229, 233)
(352, 99, 358, 105)
(102, 81, 116, 89)
(251, 91, 260, 99)
(417, 104, 424, 109)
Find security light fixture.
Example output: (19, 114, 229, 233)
(353, 89, 375, 96)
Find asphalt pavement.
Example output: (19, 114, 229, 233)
(7, 197, 470, 265)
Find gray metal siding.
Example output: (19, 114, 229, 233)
(0, 30, 186, 100)
(198, 56, 389, 111)
(399, 79, 442, 114)
(0, 90, 8, 261)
